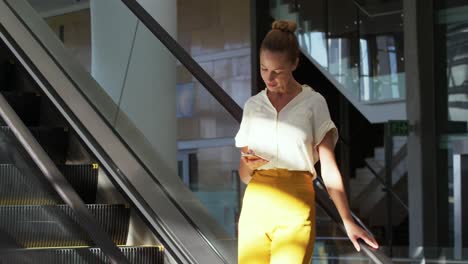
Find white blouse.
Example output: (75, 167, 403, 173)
(235, 84, 338, 179)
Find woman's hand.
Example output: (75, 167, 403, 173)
(241, 155, 269, 171)
(238, 147, 269, 184)
(343, 221, 379, 252)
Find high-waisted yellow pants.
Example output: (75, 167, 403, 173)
(238, 169, 316, 264)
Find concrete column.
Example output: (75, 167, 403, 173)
(90, 0, 177, 175)
(404, 0, 445, 255)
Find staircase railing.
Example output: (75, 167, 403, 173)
(353, 0, 402, 18)
(363, 143, 408, 211)
(338, 136, 408, 211)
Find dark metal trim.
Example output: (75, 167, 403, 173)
(0, 94, 130, 264)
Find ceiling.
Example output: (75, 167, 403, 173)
(27, 0, 90, 17)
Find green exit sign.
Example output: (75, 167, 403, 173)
(387, 120, 409, 136)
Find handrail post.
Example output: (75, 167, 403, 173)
(452, 140, 468, 260)
(384, 120, 410, 257)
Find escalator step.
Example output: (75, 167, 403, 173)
(0, 92, 41, 126)
(58, 164, 99, 203)
(0, 246, 164, 264)
(0, 126, 69, 164)
(0, 204, 130, 247)
(0, 60, 16, 91)
(0, 164, 98, 205)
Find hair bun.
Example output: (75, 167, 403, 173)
(272, 20, 297, 33)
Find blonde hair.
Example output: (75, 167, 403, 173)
(261, 20, 299, 63)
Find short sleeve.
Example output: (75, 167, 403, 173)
(312, 95, 339, 148)
(235, 102, 250, 147)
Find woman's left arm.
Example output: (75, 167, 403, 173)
(318, 130, 379, 251)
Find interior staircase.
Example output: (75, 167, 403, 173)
(347, 136, 409, 246)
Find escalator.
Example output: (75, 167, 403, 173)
(0, 0, 393, 263)
(0, 41, 163, 262)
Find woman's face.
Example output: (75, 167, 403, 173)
(260, 49, 298, 93)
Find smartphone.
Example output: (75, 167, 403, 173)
(241, 152, 268, 161)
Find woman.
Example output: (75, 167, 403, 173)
(235, 20, 379, 264)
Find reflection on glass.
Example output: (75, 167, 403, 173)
(360, 38, 371, 101)
(177, 145, 241, 237)
(445, 19, 468, 123)
(358, 0, 404, 102)
(299, 32, 328, 68)
(376, 36, 398, 99)
(329, 38, 360, 98)
(310, 32, 329, 68)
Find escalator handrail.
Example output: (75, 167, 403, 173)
(120, 0, 242, 123)
(314, 179, 393, 264)
(0, 93, 130, 264)
(120, 1, 392, 262)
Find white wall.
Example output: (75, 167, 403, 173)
(91, 0, 177, 174)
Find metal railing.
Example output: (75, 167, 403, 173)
(338, 136, 408, 211)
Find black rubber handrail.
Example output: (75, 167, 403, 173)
(120, 0, 242, 123)
(314, 179, 392, 264)
(119, 1, 392, 262)
(0, 93, 130, 264)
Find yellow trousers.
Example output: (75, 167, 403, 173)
(238, 169, 316, 264)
